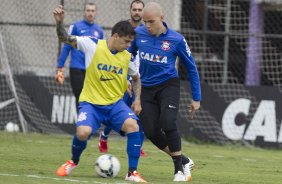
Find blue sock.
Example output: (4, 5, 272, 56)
(138, 121, 145, 147)
(127, 132, 141, 172)
(139, 129, 145, 147)
(103, 127, 112, 138)
(71, 135, 87, 165)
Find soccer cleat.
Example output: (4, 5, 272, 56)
(98, 132, 108, 153)
(56, 160, 77, 176)
(173, 171, 187, 181)
(125, 171, 147, 183)
(183, 157, 194, 181)
(140, 148, 148, 157)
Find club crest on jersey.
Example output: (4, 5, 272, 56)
(94, 31, 99, 38)
(161, 41, 171, 51)
(77, 112, 87, 122)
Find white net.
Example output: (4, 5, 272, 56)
(0, 0, 282, 146)
(179, 0, 282, 146)
(0, 0, 182, 134)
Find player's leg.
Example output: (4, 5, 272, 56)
(159, 78, 192, 181)
(69, 68, 85, 110)
(110, 100, 147, 182)
(56, 102, 100, 177)
(139, 86, 168, 150)
(130, 91, 147, 157)
(98, 89, 133, 153)
(98, 126, 111, 152)
(138, 124, 147, 157)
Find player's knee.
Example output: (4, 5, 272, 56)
(161, 118, 177, 132)
(149, 135, 167, 150)
(121, 118, 139, 134)
(160, 112, 178, 131)
(164, 129, 181, 152)
(76, 126, 92, 141)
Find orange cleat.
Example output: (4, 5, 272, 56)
(56, 160, 77, 176)
(125, 171, 147, 183)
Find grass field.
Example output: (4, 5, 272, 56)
(0, 132, 281, 184)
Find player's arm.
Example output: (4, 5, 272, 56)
(131, 73, 142, 115)
(176, 37, 201, 118)
(128, 60, 142, 115)
(53, 5, 77, 48)
(55, 24, 77, 85)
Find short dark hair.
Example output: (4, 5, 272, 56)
(84, 2, 96, 10)
(111, 20, 136, 37)
(130, 0, 144, 9)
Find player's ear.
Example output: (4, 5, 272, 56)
(112, 33, 119, 39)
(160, 15, 164, 21)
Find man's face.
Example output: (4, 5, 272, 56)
(114, 35, 134, 52)
(130, 3, 144, 23)
(143, 12, 163, 36)
(84, 5, 96, 23)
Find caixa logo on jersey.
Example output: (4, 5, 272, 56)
(139, 52, 167, 63)
(222, 98, 282, 143)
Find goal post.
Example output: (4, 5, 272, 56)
(0, 31, 28, 132)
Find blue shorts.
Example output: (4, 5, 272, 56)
(76, 100, 139, 135)
(123, 91, 135, 107)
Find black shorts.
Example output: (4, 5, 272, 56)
(140, 78, 180, 133)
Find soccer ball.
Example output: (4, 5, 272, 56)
(95, 154, 120, 178)
(5, 122, 20, 132)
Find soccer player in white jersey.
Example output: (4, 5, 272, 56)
(53, 5, 147, 182)
(98, 0, 147, 157)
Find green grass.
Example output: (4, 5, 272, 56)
(0, 132, 281, 184)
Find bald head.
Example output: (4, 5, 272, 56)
(142, 1, 166, 36)
(143, 2, 163, 17)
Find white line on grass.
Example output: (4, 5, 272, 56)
(213, 155, 225, 158)
(0, 173, 129, 184)
(242, 158, 257, 162)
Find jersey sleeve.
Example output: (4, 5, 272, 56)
(128, 55, 139, 76)
(176, 37, 201, 101)
(57, 24, 76, 68)
(57, 44, 71, 68)
(76, 37, 98, 68)
(128, 38, 138, 57)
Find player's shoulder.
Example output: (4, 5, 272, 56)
(166, 28, 184, 42)
(92, 23, 104, 31)
(122, 49, 131, 56)
(78, 36, 99, 44)
(135, 24, 147, 34)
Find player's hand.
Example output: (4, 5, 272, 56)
(53, 5, 65, 22)
(188, 100, 200, 119)
(131, 99, 142, 115)
(55, 68, 65, 85)
(126, 80, 132, 97)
